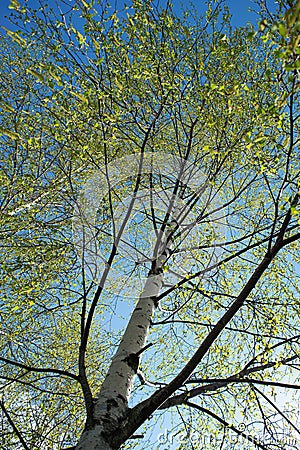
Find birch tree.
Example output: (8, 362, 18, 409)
(1, 0, 300, 449)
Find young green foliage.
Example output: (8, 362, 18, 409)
(0, 1, 300, 449)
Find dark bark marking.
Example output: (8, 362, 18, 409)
(117, 394, 126, 403)
(107, 398, 119, 411)
(123, 353, 140, 373)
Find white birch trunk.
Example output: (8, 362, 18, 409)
(76, 218, 178, 450)
(75, 425, 113, 450)
(75, 274, 163, 450)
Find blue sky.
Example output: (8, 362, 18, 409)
(0, 0, 277, 30)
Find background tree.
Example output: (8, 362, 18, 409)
(0, 0, 300, 449)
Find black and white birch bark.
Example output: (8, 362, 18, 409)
(75, 214, 179, 450)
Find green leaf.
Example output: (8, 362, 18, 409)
(278, 23, 287, 38)
(2, 27, 26, 46)
(70, 90, 88, 104)
(8, 0, 20, 10)
(26, 68, 44, 83)
(0, 126, 20, 140)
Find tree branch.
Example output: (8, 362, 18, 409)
(159, 354, 298, 409)
(253, 385, 300, 437)
(0, 356, 79, 381)
(113, 199, 299, 446)
(185, 401, 270, 450)
(0, 400, 30, 450)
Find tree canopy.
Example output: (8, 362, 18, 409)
(0, 0, 300, 449)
